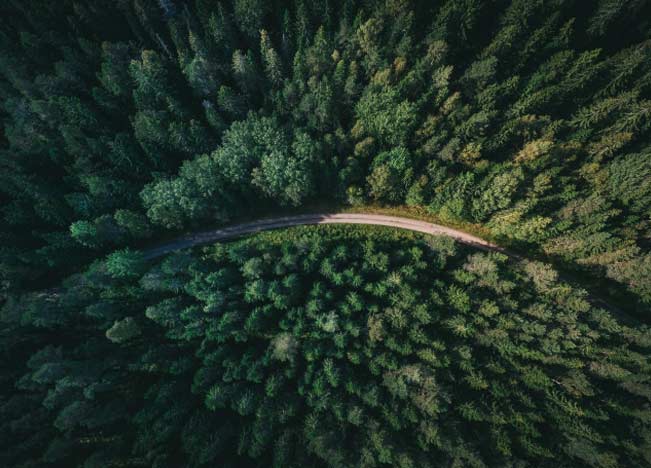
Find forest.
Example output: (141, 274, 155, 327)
(4, 225, 651, 467)
(1, 0, 651, 467)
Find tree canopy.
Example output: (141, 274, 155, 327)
(3, 225, 651, 467)
(1, 1, 651, 466)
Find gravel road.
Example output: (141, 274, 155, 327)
(143, 213, 504, 260)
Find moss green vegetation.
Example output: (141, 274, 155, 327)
(2, 1, 651, 466)
(3, 226, 651, 467)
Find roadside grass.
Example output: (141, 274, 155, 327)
(218, 222, 437, 248)
(340, 204, 496, 242)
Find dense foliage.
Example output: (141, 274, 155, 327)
(2, 226, 651, 467)
(2, 1, 651, 466)
(1, 0, 650, 308)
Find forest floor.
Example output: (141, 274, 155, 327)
(141, 211, 637, 324)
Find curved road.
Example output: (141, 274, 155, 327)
(143, 213, 507, 260)
(142, 212, 632, 321)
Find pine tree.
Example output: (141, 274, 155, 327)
(260, 29, 283, 87)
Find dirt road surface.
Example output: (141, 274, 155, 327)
(143, 213, 505, 259)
